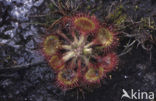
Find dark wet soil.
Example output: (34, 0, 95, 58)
(0, 0, 156, 101)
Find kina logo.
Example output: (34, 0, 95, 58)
(121, 89, 154, 100)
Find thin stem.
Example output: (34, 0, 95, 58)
(72, 31, 78, 44)
(69, 58, 76, 69)
(57, 30, 72, 43)
(84, 40, 95, 48)
(63, 51, 75, 62)
(78, 35, 85, 46)
(82, 56, 89, 66)
(47, 17, 63, 30)
(77, 58, 82, 75)
(62, 45, 72, 50)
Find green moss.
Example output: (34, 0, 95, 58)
(114, 14, 127, 25)
(135, 5, 139, 11)
(49, 3, 55, 11)
(108, 5, 124, 19)
(107, 5, 127, 25)
(91, 8, 97, 14)
(87, 5, 91, 9)
(140, 17, 156, 30)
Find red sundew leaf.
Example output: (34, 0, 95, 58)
(56, 68, 79, 90)
(94, 26, 119, 54)
(48, 55, 65, 72)
(71, 13, 100, 35)
(99, 52, 119, 73)
(82, 63, 105, 85)
(41, 34, 61, 57)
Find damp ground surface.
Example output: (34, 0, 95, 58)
(0, 0, 156, 101)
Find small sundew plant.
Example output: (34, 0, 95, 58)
(41, 12, 119, 91)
